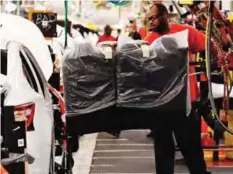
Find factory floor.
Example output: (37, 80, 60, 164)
(72, 130, 233, 174)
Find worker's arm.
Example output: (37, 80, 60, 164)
(187, 25, 220, 57)
(187, 25, 233, 68)
(97, 35, 103, 44)
(144, 32, 160, 45)
(187, 25, 206, 54)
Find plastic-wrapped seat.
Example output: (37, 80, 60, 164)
(116, 32, 188, 112)
(63, 31, 189, 135)
(62, 42, 115, 115)
(63, 41, 118, 135)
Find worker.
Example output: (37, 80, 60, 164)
(195, 13, 208, 32)
(128, 19, 142, 40)
(138, 18, 148, 39)
(116, 28, 122, 41)
(97, 25, 116, 44)
(144, 3, 211, 174)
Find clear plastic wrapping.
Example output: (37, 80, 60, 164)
(63, 31, 190, 134)
(62, 42, 115, 114)
(116, 31, 189, 109)
(63, 31, 189, 116)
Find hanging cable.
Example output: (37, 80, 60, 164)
(205, 1, 233, 135)
(64, 0, 68, 48)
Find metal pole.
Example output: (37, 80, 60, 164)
(64, 0, 68, 48)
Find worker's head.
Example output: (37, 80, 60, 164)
(117, 29, 122, 35)
(104, 25, 112, 36)
(146, 3, 169, 34)
(196, 13, 207, 29)
(129, 19, 137, 31)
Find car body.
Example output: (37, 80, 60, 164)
(1, 42, 54, 174)
(0, 13, 53, 81)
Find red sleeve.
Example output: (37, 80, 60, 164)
(111, 36, 117, 41)
(97, 37, 101, 44)
(138, 27, 147, 39)
(144, 32, 160, 45)
(97, 36, 104, 44)
(186, 25, 206, 54)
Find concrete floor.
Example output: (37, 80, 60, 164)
(72, 130, 233, 174)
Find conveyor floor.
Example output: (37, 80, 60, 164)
(89, 130, 233, 174)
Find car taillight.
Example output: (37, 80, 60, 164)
(14, 103, 35, 131)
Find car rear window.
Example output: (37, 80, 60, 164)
(20, 51, 39, 93)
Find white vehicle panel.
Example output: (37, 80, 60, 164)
(4, 43, 41, 106)
(0, 13, 53, 80)
(2, 42, 54, 174)
(27, 98, 53, 174)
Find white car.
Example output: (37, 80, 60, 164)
(1, 42, 54, 174)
